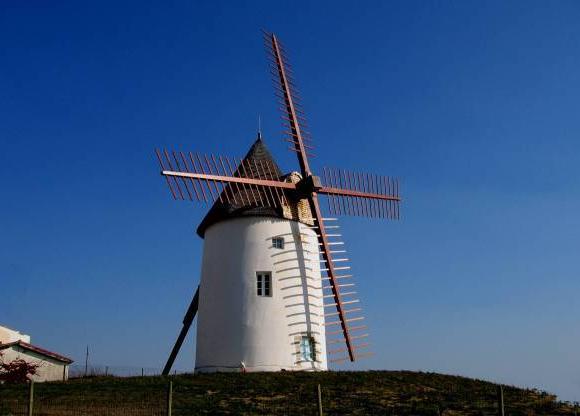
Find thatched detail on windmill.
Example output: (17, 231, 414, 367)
(281, 171, 315, 226)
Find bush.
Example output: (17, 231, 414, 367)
(0, 351, 39, 383)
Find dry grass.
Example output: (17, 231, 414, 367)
(0, 371, 575, 415)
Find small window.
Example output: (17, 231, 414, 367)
(300, 336, 315, 362)
(272, 237, 284, 249)
(256, 272, 272, 297)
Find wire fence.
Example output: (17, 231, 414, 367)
(68, 365, 179, 378)
(0, 380, 166, 416)
(0, 374, 577, 416)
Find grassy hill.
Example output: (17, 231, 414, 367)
(0, 371, 576, 415)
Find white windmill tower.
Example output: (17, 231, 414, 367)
(156, 32, 401, 374)
(194, 134, 328, 372)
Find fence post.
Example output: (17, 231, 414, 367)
(27, 380, 34, 416)
(497, 385, 504, 416)
(166, 380, 173, 416)
(84, 345, 89, 377)
(317, 383, 323, 416)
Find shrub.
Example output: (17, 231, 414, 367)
(0, 351, 40, 383)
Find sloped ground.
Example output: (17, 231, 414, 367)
(0, 371, 575, 415)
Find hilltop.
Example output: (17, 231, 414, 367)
(0, 370, 575, 415)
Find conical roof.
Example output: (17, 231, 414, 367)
(196, 135, 287, 237)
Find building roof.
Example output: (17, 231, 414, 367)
(0, 340, 74, 364)
(196, 135, 291, 237)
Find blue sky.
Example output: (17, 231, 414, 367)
(1, 0, 579, 401)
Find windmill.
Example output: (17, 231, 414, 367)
(156, 32, 401, 374)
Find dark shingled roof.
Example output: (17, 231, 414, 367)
(196, 135, 288, 238)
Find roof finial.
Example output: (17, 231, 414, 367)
(257, 114, 262, 140)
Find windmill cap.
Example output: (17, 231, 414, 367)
(196, 135, 314, 238)
(196, 135, 284, 238)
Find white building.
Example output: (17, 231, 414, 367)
(194, 136, 327, 373)
(0, 325, 73, 382)
(0, 326, 30, 344)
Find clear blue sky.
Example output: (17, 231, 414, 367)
(1, 0, 579, 401)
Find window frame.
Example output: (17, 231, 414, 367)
(299, 335, 316, 362)
(256, 271, 272, 297)
(272, 237, 285, 249)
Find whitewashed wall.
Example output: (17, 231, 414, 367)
(195, 216, 327, 372)
(0, 326, 31, 344)
(1, 346, 69, 382)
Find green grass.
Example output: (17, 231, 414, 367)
(0, 371, 575, 415)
